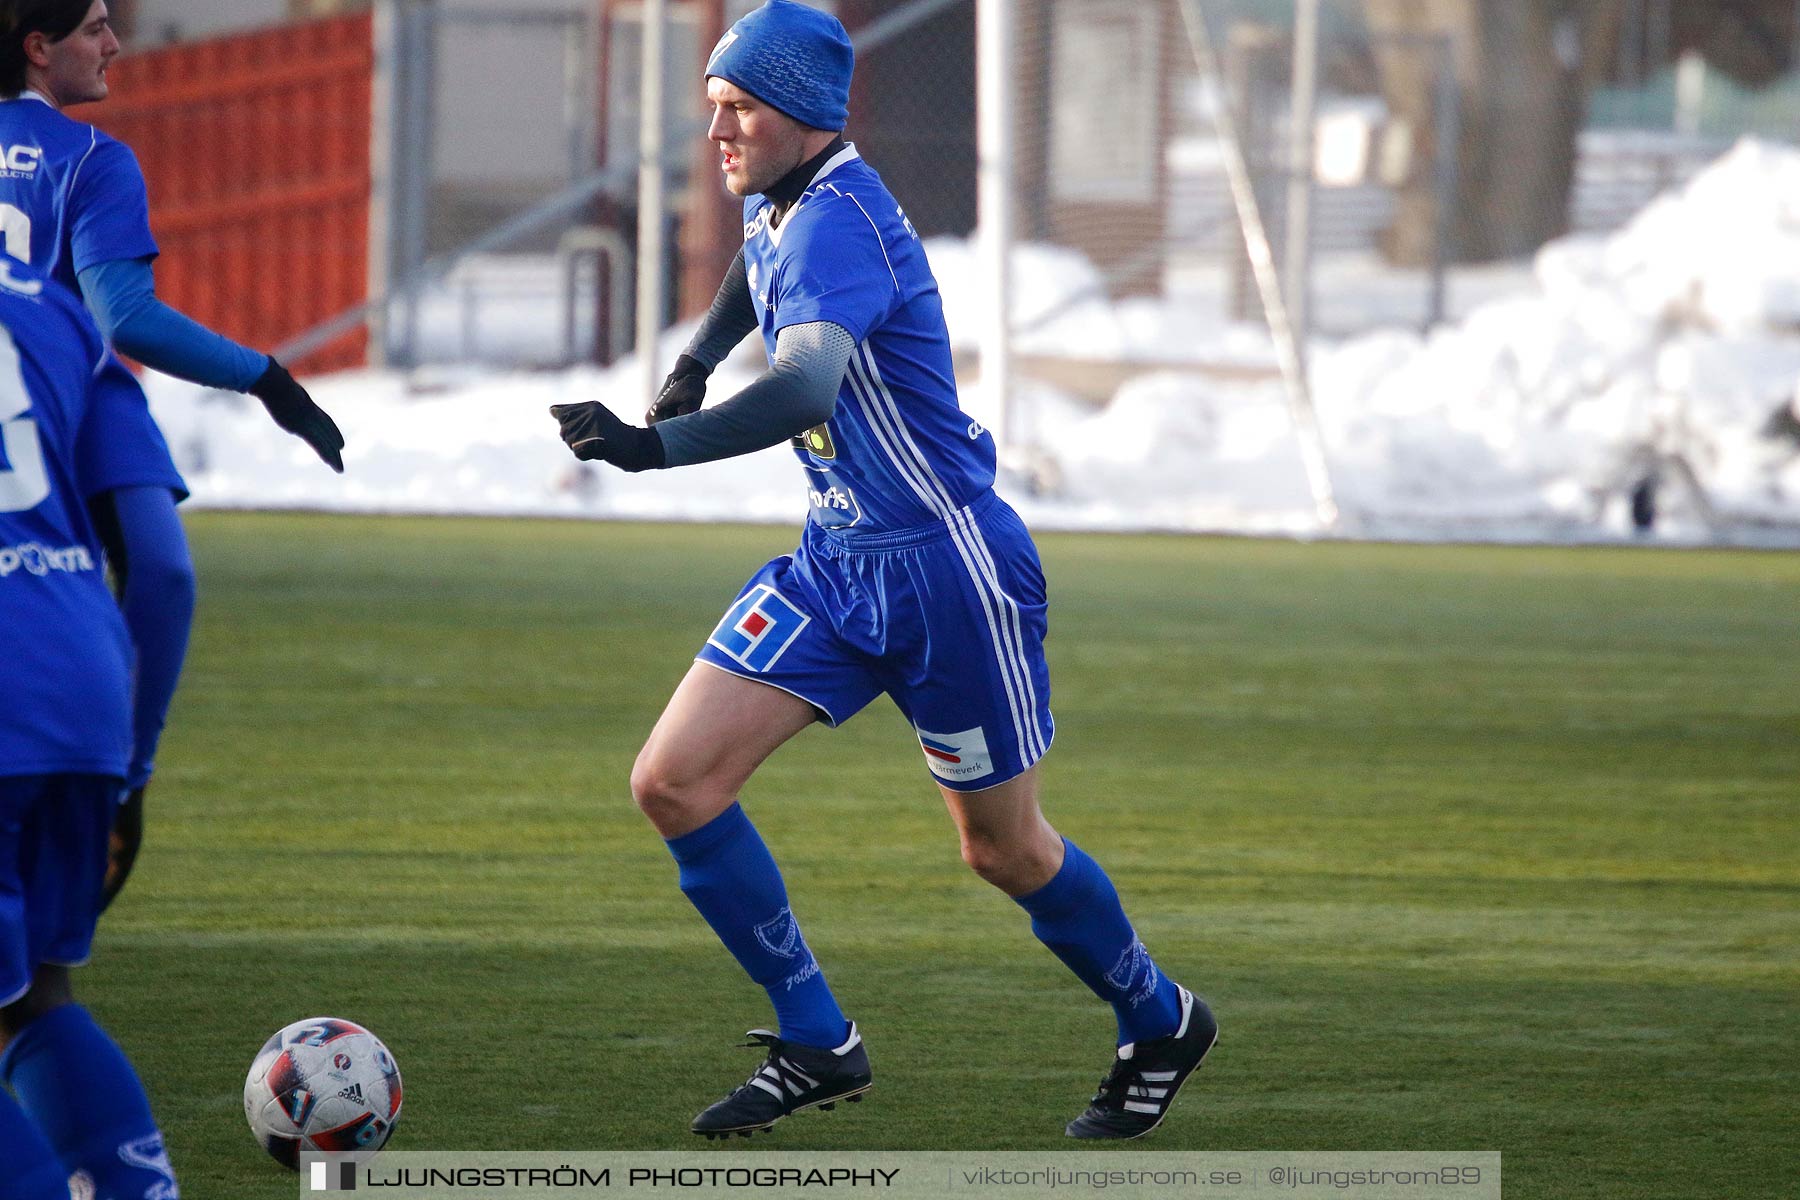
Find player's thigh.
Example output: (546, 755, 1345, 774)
(696, 554, 884, 728)
(639, 552, 882, 835)
(633, 663, 821, 835)
(885, 501, 1055, 794)
(0, 775, 112, 1013)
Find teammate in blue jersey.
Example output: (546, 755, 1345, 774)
(0, 257, 180, 1199)
(551, 0, 1216, 1141)
(0, 0, 346, 910)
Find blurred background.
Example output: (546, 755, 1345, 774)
(88, 0, 1800, 542)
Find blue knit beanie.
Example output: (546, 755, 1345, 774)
(706, 0, 854, 132)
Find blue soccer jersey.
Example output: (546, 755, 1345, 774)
(701, 146, 1054, 790)
(0, 94, 181, 497)
(741, 145, 996, 536)
(0, 258, 136, 778)
(0, 93, 159, 297)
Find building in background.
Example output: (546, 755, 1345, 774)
(86, 0, 1800, 373)
(87, 11, 376, 371)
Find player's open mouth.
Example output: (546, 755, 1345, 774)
(722, 154, 740, 172)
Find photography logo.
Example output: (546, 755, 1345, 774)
(310, 1161, 357, 1191)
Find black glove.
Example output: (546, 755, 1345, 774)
(646, 354, 709, 425)
(249, 357, 346, 473)
(100, 784, 145, 914)
(550, 401, 665, 471)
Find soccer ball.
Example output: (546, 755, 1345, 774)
(243, 1017, 403, 1170)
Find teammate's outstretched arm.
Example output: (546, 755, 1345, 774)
(553, 319, 854, 470)
(81, 352, 199, 912)
(80, 258, 345, 472)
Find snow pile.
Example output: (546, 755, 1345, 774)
(1042, 139, 1800, 539)
(141, 139, 1800, 543)
(141, 334, 802, 525)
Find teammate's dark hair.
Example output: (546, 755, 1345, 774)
(0, 0, 95, 97)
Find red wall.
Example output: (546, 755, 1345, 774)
(90, 14, 374, 372)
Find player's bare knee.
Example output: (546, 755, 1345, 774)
(630, 752, 715, 835)
(959, 830, 1061, 896)
(628, 753, 673, 821)
(958, 832, 1021, 890)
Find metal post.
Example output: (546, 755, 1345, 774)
(1427, 34, 1458, 328)
(367, 0, 399, 367)
(976, 0, 1015, 455)
(565, 13, 593, 185)
(1176, 0, 1338, 529)
(1283, 0, 1319, 359)
(1674, 49, 1706, 135)
(384, 0, 437, 369)
(637, 0, 669, 408)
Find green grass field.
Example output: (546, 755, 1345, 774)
(85, 513, 1797, 1198)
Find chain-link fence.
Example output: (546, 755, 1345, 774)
(375, 0, 610, 369)
(997, 0, 1800, 348)
(358, 0, 1800, 385)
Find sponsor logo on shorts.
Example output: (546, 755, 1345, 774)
(916, 725, 995, 784)
(0, 541, 97, 579)
(708, 585, 810, 673)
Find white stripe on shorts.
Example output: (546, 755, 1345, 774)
(949, 507, 1047, 762)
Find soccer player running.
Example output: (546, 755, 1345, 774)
(551, 0, 1215, 1141)
(0, 257, 181, 1200)
(0, 0, 346, 908)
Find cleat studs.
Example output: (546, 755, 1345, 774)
(847, 1094, 864, 1103)
(819, 1103, 836, 1111)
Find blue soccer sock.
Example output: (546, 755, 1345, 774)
(1014, 838, 1184, 1046)
(0, 1005, 178, 1200)
(666, 803, 849, 1050)
(0, 1087, 69, 1200)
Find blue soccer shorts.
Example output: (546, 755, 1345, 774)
(0, 775, 117, 1006)
(696, 490, 1055, 792)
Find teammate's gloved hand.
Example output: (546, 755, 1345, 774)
(550, 401, 666, 471)
(250, 357, 346, 473)
(646, 354, 709, 425)
(100, 784, 145, 914)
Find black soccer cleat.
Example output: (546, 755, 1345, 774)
(691, 1023, 872, 1139)
(1065, 986, 1217, 1140)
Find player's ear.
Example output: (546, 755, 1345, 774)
(21, 30, 54, 70)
